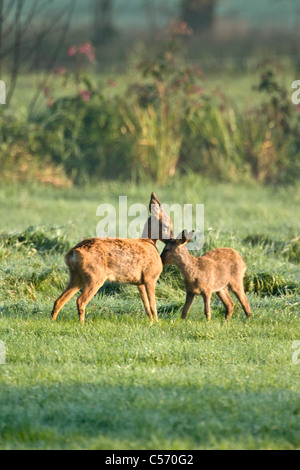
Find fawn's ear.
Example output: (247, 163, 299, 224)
(149, 192, 161, 211)
(177, 230, 195, 245)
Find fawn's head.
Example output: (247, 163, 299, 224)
(161, 230, 194, 265)
(142, 192, 174, 243)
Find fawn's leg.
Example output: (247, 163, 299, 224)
(230, 279, 251, 318)
(77, 277, 105, 324)
(217, 287, 235, 320)
(144, 281, 158, 323)
(181, 292, 195, 319)
(52, 282, 81, 321)
(138, 285, 153, 321)
(202, 291, 212, 321)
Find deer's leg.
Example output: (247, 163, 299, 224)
(144, 281, 158, 323)
(181, 291, 195, 319)
(52, 280, 82, 321)
(138, 284, 153, 321)
(202, 291, 212, 321)
(230, 279, 251, 318)
(217, 287, 235, 320)
(76, 277, 105, 324)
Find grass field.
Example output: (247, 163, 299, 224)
(0, 178, 299, 450)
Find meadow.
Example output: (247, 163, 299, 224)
(0, 2, 300, 449)
(0, 179, 299, 450)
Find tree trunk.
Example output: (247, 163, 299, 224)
(182, 0, 216, 34)
(92, 0, 114, 45)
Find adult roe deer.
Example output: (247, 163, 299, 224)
(161, 230, 251, 321)
(52, 193, 174, 324)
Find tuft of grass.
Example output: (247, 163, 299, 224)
(243, 234, 300, 264)
(244, 272, 299, 296)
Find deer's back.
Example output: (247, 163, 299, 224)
(194, 248, 247, 292)
(66, 237, 162, 285)
(201, 248, 245, 266)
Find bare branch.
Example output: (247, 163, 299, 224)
(29, 0, 77, 112)
(1, 0, 77, 107)
(6, 0, 24, 105)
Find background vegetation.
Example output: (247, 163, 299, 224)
(0, 0, 300, 186)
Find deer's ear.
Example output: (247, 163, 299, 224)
(177, 230, 195, 245)
(185, 230, 195, 243)
(149, 192, 161, 212)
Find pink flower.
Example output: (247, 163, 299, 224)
(46, 97, 54, 107)
(78, 90, 91, 102)
(68, 42, 95, 61)
(68, 46, 77, 57)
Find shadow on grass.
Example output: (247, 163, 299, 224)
(0, 382, 298, 450)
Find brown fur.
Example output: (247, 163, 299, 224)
(52, 193, 173, 324)
(161, 230, 251, 321)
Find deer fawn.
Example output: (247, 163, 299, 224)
(161, 230, 251, 321)
(52, 193, 173, 324)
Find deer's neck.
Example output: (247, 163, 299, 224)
(175, 248, 198, 282)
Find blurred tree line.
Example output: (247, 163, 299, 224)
(0, 0, 77, 106)
(0, 0, 218, 105)
(91, 0, 216, 43)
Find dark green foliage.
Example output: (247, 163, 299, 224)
(244, 234, 300, 264)
(30, 94, 135, 184)
(244, 272, 299, 296)
(0, 226, 70, 254)
(1, 38, 299, 186)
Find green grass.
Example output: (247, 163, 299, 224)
(0, 178, 299, 450)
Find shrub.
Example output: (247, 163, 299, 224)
(180, 99, 245, 180)
(244, 234, 300, 264)
(1, 36, 299, 186)
(30, 91, 136, 184)
(243, 67, 300, 184)
(244, 272, 299, 296)
(121, 23, 204, 184)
